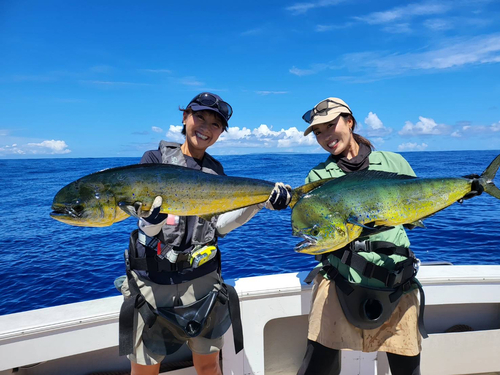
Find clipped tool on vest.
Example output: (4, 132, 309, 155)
(189, 245, 218, 268)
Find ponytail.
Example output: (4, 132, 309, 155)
(353, 133, 374, 150)
(341, 114, 375, 150)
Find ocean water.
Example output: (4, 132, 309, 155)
(1, 150, 499, 315)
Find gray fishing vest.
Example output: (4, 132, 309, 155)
(158, 141, 223, 253)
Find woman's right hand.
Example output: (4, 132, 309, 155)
(265, 182, 292, 210)
(120, 196, 164, 221)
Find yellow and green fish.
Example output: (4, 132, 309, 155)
(50, 163, 323, 227)
(291, 155, 500, 255)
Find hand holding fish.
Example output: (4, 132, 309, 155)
(266, 182, 292, 210)
(460, 177, 484, 201)
(120, 196, 164, 219)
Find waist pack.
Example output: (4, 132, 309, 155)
(119, 268, 243, 357)
(141, 284, 233, 356)
(332, 267, 411, 330)
(304, 244, 428, 338)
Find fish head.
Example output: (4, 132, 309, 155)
(50, 180, 128, 227)
(291, 196, 349, 255)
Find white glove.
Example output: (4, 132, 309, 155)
(120, 196, 164, 219)
(265, 182, 292, 211)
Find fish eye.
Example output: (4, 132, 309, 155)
(310, 226, 320, 236)
(70, 199, 84, 213)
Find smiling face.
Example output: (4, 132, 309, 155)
(312, 115, 358, 159)
(182, 110, 224, 159)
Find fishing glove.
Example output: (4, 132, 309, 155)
(121, 196, 166, 223)
(265, 182, 292, 211)
(460, 178, 484, 201)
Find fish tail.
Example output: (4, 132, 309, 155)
(480, 154, 500, 199)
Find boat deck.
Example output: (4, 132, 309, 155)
(1, 265, 500, 375)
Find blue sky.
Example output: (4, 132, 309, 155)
(1, 0, 500, 158)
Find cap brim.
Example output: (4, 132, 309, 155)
(188, 104, 228, 127)
(303, 111, 346, 136)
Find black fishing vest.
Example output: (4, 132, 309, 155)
(158, 141, 223, 253)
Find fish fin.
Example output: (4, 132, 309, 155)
(341, 170, 416, 181)
(289, 178, 335, 208)
(479, 154, 500, 199)
(346, 216, 374, 229)
(117, 201, 139, 217)
(403, 220, 426, 230)
(199, 214, 216, 222)
(358, 224, 394, 239)
(346, 217, 395, 237)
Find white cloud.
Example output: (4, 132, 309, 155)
(450, 121, 500, 136)
(252, 124, 280, 138)
(398, 142, 428, 151)
(27, 140, 71, 154)
(355, 2, 451, 25)
(292, 33, 500, 79)
(213, 124, 316, 149)
(0, 140, 72, 155)
(163, 124, 318, 150)
(140, 69, 172, 73)
(255, 91, 289, 95)
(241, 27, 264, 36)
(364, 112, 393, 136)
(423, 18, 454, 31)
(383, 23, 412, 34)
(277, 127, 317, 147)
(399, 116, 450, 136)
(371, 137, 386, 147)
(316, 25, 335, 32)
(286, 0, 345, 15)
(220, 127, 252, 141)
(290, 63, 329, 76)
(315, 22, 354, 32)
(79, 80, 151, 87)
(165, 125, 185, 143)
(152, 126, 163, 133)
(179, 76, 204, 87)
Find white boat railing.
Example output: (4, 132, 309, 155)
(1, 265, 499, 375)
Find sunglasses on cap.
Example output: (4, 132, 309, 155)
(302, 99, 351, 124)
(188, 93, 233, 122)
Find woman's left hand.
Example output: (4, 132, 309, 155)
(265, 182, 292, 210)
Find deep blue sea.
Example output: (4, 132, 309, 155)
(1, 150, 499, 316)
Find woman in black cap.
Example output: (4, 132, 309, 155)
(118, 92, 291, 375)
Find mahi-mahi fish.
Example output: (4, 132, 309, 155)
(291, 155, 500, 255)
(50, 163, 325, 227)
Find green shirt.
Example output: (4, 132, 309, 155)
(306, 151, 417, 287)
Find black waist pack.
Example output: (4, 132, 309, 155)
(141, 284, 233, 356)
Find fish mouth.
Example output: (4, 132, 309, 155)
(50, 204, 83, 220)
(294, 234, 317, 252)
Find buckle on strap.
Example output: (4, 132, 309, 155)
(351, 241, 371, 252)
(138, 230, 159, 249)
(386, 269, 404, 287)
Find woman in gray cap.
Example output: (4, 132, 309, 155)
(296, 97, 424, 375)
(117, 92, 291, 375)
